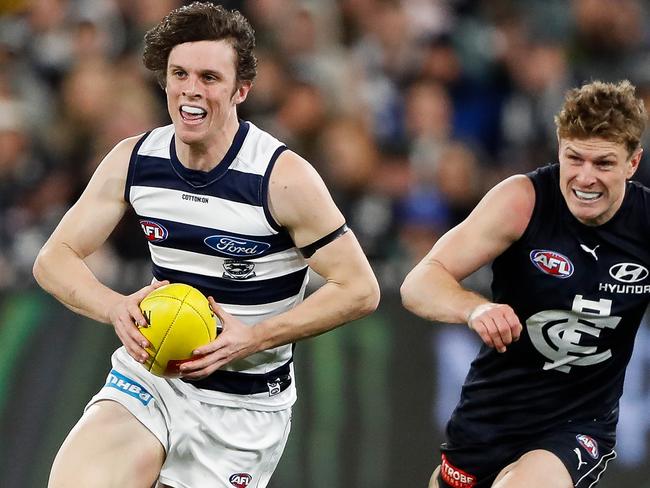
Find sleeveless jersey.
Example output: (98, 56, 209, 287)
(447, 163, 650, 444)
(124, 120, 308, 410)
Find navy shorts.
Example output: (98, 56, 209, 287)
(437, 426, 616, 488)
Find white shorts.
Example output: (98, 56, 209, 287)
(87, 350, 292, 488)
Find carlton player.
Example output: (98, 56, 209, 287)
(401, 80, 649, 487)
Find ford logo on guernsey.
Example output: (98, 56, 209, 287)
(205, 235, 271, 257)
(140, 220, 168, 242)
(530, 249, 574, 278)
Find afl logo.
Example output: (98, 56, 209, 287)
(609, 263, 648, 283)
(140, 220, 168, 242)
(530, 249, 574, 278)
(229, 473, 252, 488)
(576, 434, 599, 459)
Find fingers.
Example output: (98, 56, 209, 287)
(468, 304, 522, 353)
(114, 315, 150, 363)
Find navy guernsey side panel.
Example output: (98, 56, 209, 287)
(447, 163, 650, 445)
(125, 121, 309, 379)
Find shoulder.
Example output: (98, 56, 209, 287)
(469, 174, 535, 242)
(82, 134, 145, 201)
(93, 135, 143, 178)
(480, 174, 535, 215)
(268, 150, 344, 242)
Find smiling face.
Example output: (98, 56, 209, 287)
(165, 40, 251, 148)
(558, 137, 642, 226)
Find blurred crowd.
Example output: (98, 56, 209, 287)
(1, 0, 650, 294)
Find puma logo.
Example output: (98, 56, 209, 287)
(580, 244, 600, 261)
(574, 448, 588, 470)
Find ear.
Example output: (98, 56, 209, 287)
(627, 148, 643, 179)
(232, 80, 253, 105)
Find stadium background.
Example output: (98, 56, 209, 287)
(1, 0, 649, 486)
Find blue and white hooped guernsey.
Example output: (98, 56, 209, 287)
(124, 120, 307, 410)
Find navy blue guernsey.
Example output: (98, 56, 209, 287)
(447, 163, 650, 445)
(123, 121, 308, 409)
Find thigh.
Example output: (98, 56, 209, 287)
(49, 400, 165, 488)
(492, 449, 572, 488)
(159, 403, 292, 488)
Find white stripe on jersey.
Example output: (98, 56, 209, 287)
(231, 123, 285, 176)
(149, 244, 306, 280)
(138, 125, 173, 158)
(130, 185, 277, 236)
(220, 289, 308, 322)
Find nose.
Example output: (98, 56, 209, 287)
(574, 163, 597, 187)
(182, 76, 201, 98)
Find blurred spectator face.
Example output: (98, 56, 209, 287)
(72, 21, 110, 60)
(512, 43, 567, 94)
(279, 7, 318, 57)
(120, 0, 183, 31)
(95, 76, 161, 158)
(404, 80, 452, 140)
(319, 117, 377, 191)
(434, 142, 481, 208)
(0, 100, 26, 176)
(371, 2, 409, 52)
(277, 81, 326, 137)
(573, 0, 643, 50)
(61, 58, 114, 124)
(165, 40, 249, 147)
(28, 0, 68, 32)
(245, 51, 287, 113)
(0, 129, 25, 177)
(421, 40, 462, 85)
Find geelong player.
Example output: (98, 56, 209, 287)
(33, 3, 379, 488)
(401, 80, 648, 487)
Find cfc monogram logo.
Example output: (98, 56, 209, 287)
(526, 295, 620, 373)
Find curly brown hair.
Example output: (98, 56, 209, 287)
(143, 1, 257, 88)
(555, 80, 647, 156)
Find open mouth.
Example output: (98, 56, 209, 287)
(573, 189, 602, 201)
(180, 105, 207, 122)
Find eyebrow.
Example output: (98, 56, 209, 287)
(565, 147, 618, 160)
(168, 64, 223, 77)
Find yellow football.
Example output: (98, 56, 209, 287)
(138, 283, 217, 377)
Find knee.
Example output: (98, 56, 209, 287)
(428, 465, 441, 488)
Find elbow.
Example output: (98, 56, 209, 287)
(32, 245, 54, 292)
(32, 251, 46, 289)
(400, 274, 422, 316)
(354, 277, 381, 318)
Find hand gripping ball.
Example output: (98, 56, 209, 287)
(138, 283, 217, 377)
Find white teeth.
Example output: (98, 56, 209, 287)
(574, 189, 600, 200)
(181, 105, 207, 115)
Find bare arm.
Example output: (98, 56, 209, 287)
(183, 150, 380, 377)
(33, 136, 167, 362)
(400, 175, 535, 352)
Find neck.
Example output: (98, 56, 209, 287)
(175, 116, 240, 171)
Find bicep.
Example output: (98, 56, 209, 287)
(424, 175, 535, 280)
(305, 230, 371, 283)
(269, 151, 345, 248)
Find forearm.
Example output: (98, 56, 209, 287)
(253, 276, 379, 351)
(401, 260, 488, 324)
(33, 243, 122, 324)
